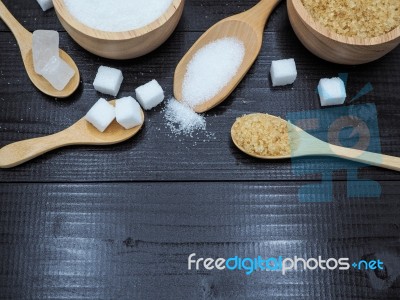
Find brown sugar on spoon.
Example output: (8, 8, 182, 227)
(232, 113, 291, 157)
(302, 0, 400, 38)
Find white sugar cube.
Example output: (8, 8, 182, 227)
(93, 66, 123, 97)
(318, 77, 347, 106)
(85, 98, 116, 132)
(36, 0, 53, 11)
(135, 79, 164, 110)
(270, 58, 297, 87)
(115, 97, 143, 129)
(32, 30, 59, 75)
(41, 56, 75, 91)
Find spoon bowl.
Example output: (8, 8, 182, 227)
(24, 49, 80, 98)
(174, 20, 260, 113)
(0, 1, 80, 98)
(174, 0, 281, 113)
(232, 113, 400, 172)
(0, 101, 144, 168)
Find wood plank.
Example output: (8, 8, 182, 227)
(0, 29, 399, 182)
(0, 182, 399, 299)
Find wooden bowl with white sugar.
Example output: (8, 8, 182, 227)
(53, 0, 184, 60)
(287, 0, 400, 65)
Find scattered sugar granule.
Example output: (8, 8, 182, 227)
(36, 0, 53, 11)
(64, 0, 174, 32)
(270, 58, 297, 87)
(163, 98, 206, 136)
(302, 0, 400, 38)
(93, 66, 123, 97)
(232, 113, 291, 157)
(182, 37, 245, 108)
(135, 79, 165, 110)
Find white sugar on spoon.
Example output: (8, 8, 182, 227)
(181, 37, 245, 109)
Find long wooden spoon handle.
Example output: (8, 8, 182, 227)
(0, 132, 73, 168)
(329, 144, 400, 172)
(0, 1, 31, 53)
(239, 0, 282, 30)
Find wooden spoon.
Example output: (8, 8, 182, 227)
(174, 0, 282, 113)
(0, 1, 79, 98)
(0, 101, 144, 168)
(231, 113, 400, 172)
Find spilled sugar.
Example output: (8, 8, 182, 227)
(163, 98, 206, 137)
(182, 37, 245, 108)
(163, 38, 244, 137)
(64, 0, 173, 32)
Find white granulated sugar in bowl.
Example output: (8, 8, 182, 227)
(182, 37, 245, 108)
(64, 0, 174, 32)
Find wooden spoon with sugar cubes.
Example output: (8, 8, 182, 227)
(0, 1, 79, 98)
(174, 0, 282, 113)
(231, 113, 400, 172)
(0, 101, 144, 168)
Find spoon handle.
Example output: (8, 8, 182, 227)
(0, 131, 76, 168)
(329, 144, 400, 172)
(238, 0, 282, 30)
(0, 1, 31, 54)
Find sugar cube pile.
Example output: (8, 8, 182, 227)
(32, 30, 59, 74)
(32, 30, 75, 91)
(182, 37, 245, 108)
(64, 0, 173, 32)
(318, 77, 347, 106)
(41, 56, 75, 91)
(115, 97, 143, 129)
(135, 80, 165, 110)
(93, 66, 124, 97)
(36, 0, 53, 11)
(85, 98, 116, 132)
(270, 58, 297, 87)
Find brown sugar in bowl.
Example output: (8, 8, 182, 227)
(287, 0, 400, 65)
(53, 0, 185, 60)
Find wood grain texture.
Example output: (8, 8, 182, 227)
(0, 101, 144, 168)
(0, 1, 399, 299)
(0, 29, 399, 182)
(0, 182, 399, 299)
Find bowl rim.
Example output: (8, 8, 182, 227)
(53, 0, 183, 41)
(292, 0, 400, 46)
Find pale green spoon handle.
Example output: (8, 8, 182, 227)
(327, 144, 400, 172)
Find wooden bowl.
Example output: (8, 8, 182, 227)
(53, 0, 185, 60)
(287, 0, 400, 65)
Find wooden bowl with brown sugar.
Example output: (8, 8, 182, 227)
(287, 0, 400, 65)
(53, 0, 184, 60)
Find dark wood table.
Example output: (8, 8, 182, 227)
(1, 1, 399, 299)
